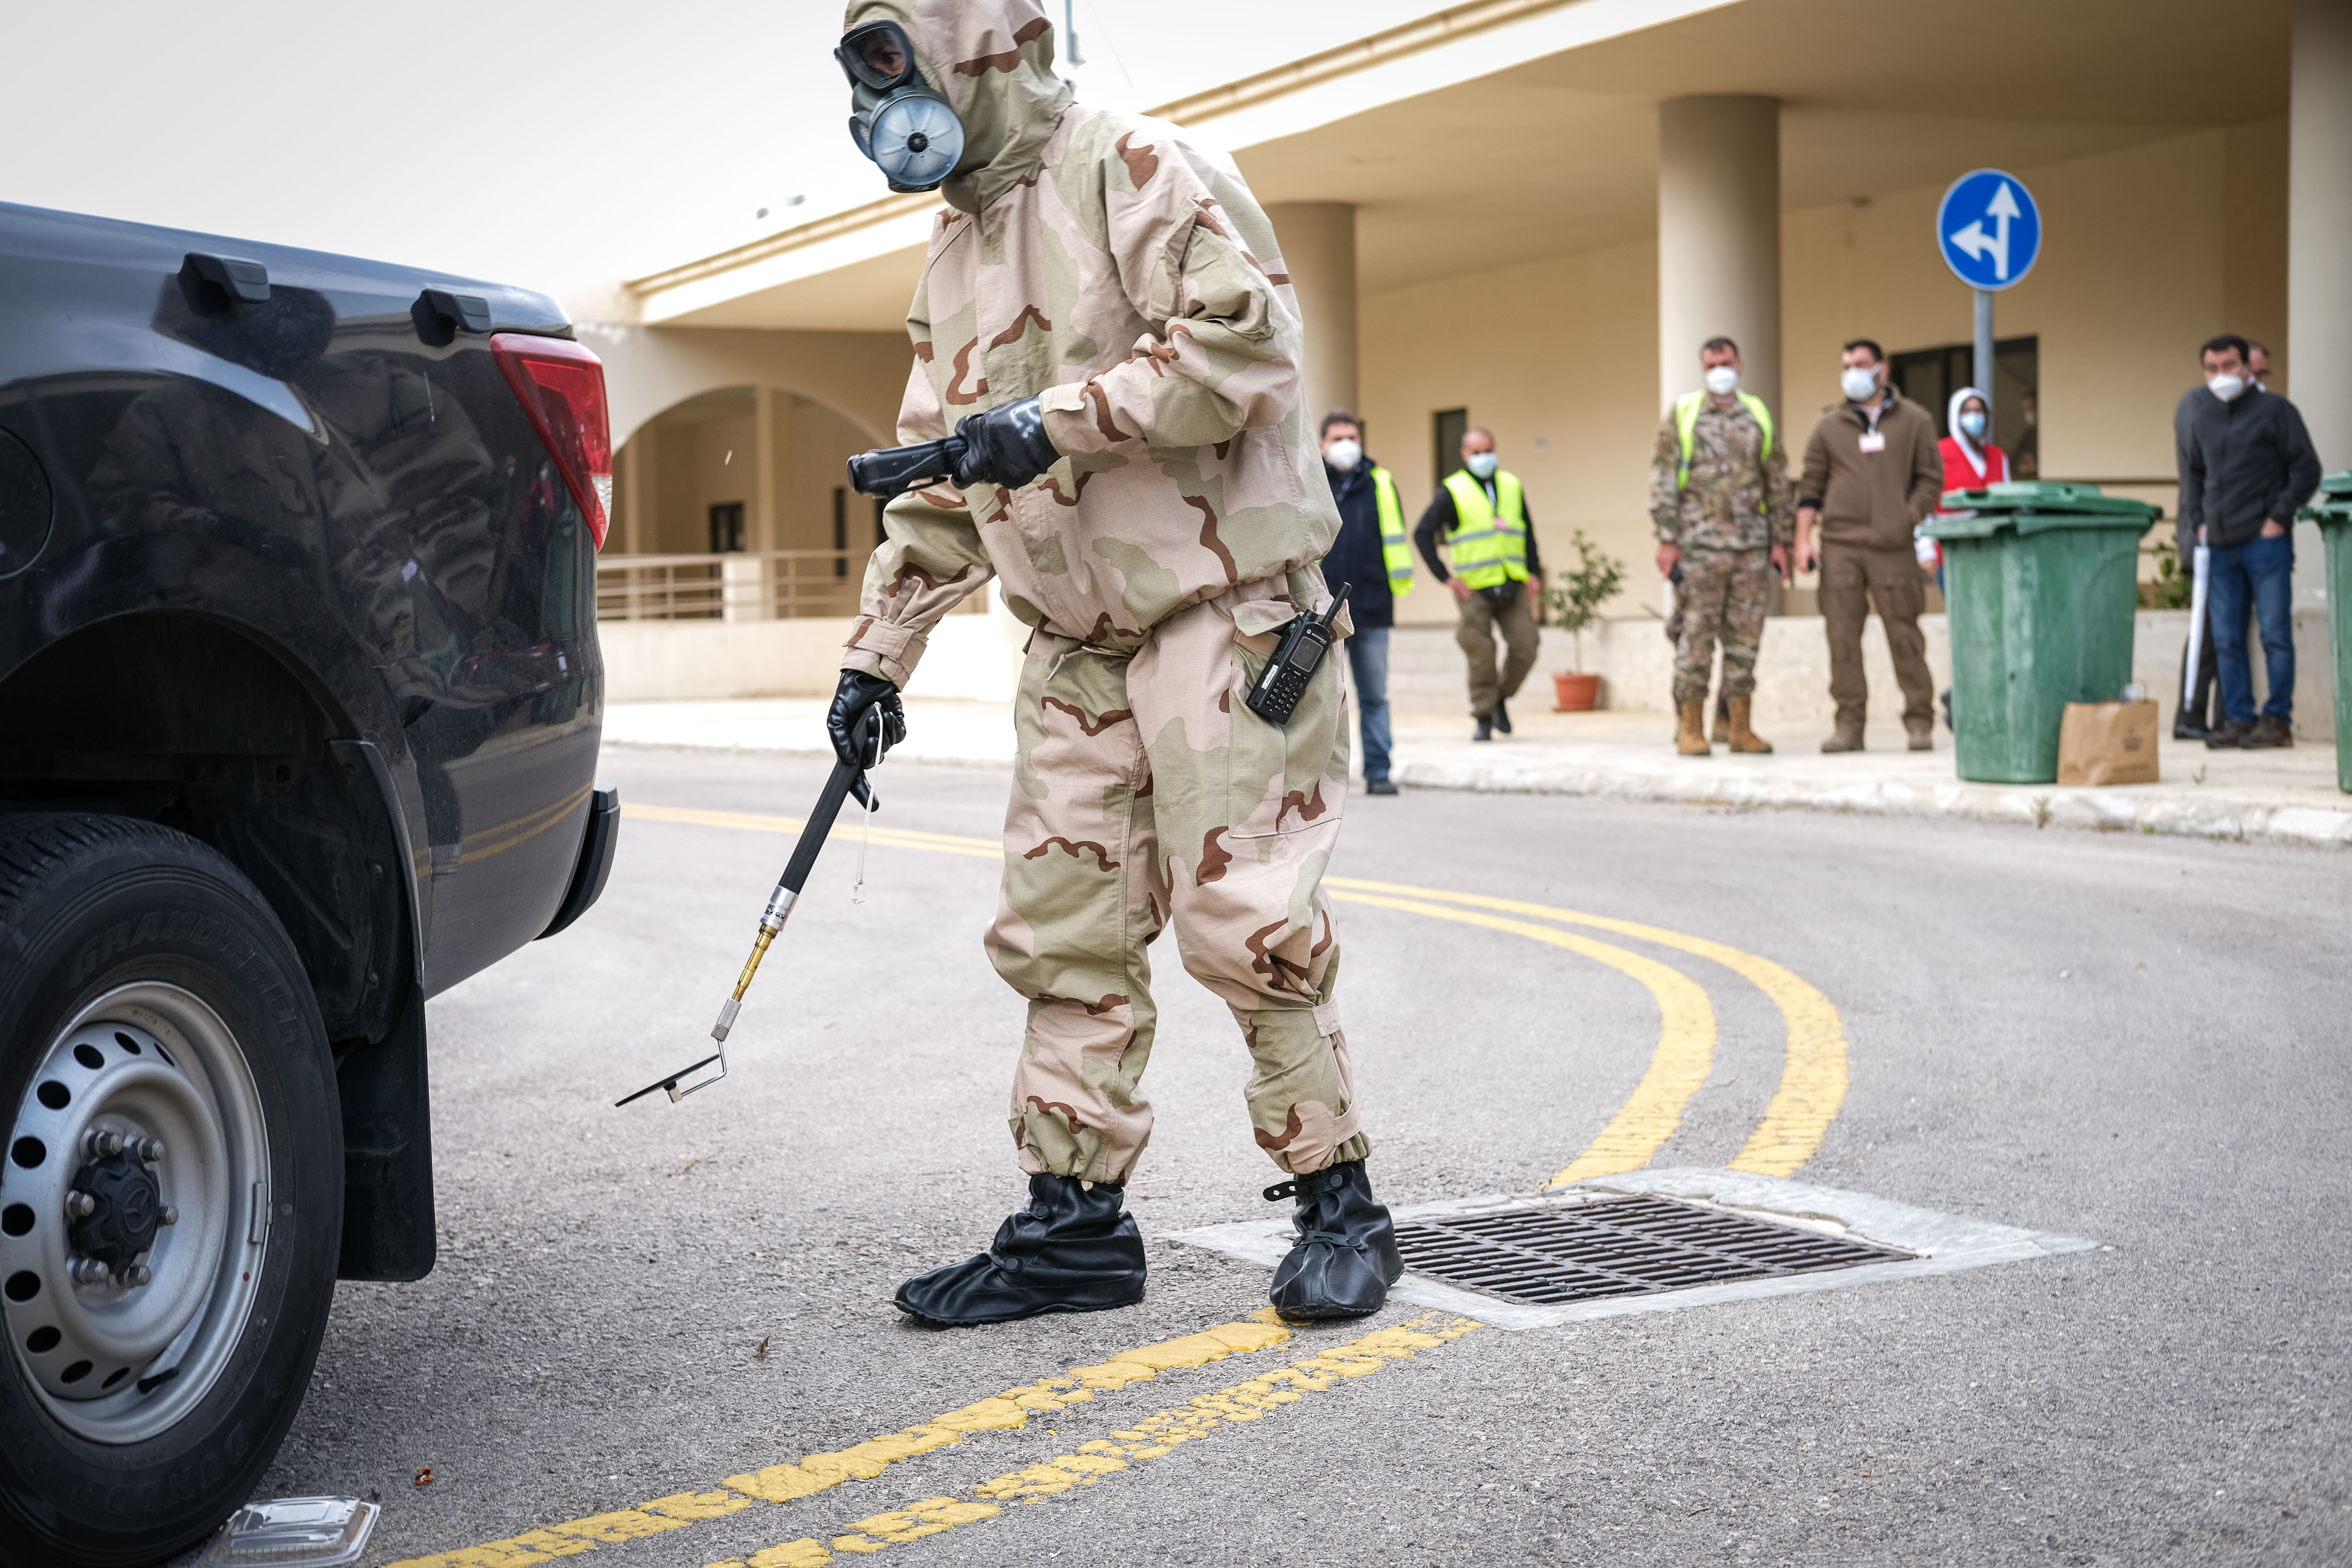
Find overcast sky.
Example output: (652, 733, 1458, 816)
(2, 0, 1435, 317)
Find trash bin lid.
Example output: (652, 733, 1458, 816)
(1923, 480, 2159, 540)
(2300, 470, 2352, 525)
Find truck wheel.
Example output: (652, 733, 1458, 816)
(0, 815, 342, 1568)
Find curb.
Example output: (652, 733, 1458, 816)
(1389, 754, 2352, 849)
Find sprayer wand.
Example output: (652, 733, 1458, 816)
(615, 714, 884, 1106)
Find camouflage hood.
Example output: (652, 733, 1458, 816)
(843, 0, 1074, 213)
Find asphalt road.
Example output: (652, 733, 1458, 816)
(237, 745, 2350, 1567)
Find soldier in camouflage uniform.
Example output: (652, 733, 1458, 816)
(1648, 337, 1793, 756)
(822, 0, 1401, 1328)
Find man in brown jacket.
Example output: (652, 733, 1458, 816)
(1793, 338, 1945, 752)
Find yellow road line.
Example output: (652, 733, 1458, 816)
(707, 1314, 1484, 1568)
(623, 802, 1848, 1178)
(379, 1321, 1296, 1568)
(624, 802, 1001, 860)
(1327, 876, 1850, 1178)
(1328, 890, 1714, 1184)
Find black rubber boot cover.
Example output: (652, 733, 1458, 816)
(1267, 1158, 1405, 1321)
(895, 1173, 1147, 1327)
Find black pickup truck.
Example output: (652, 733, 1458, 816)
(0, 201, 619, 1567)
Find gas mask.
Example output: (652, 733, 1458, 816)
(838, 20, 964, 193)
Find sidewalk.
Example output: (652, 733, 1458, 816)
(603, 698, 2352, 849)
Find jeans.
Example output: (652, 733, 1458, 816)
(1345, 626, 1392, 781)
(2206, 532, 2295, 724)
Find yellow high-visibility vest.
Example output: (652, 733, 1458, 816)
(1440, 469, 1529, 589)
(1673, 390, 1775, 514)
(1370, 467, 1414, 596)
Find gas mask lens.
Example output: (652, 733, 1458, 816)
(836, 21, 917, 90)
(838, 20, 965, 192)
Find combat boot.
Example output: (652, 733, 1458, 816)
(1267, 1159, 1404, 1321)
(1725, 697, 1772, 754)
(895, 1173, 1146, 1327)
(1675, 700, 1710, 756)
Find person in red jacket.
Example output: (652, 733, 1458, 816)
(1920, 385, 2009, 593)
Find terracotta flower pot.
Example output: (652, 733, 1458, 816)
(1552, 671, 1600, 712)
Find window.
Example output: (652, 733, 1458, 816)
(1890, 337, 2039, 478)
(1432, 407, 1468, 485)
(832, 486, 848, 576)
(707, 501, 746, 553)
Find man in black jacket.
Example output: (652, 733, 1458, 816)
(2176, 334, 2321, 748)
(1317, 410, 1412, 794)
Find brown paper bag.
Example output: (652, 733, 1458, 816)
(2057, 700, 2160, 787)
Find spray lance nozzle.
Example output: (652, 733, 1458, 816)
(614, 707, 889, 1107)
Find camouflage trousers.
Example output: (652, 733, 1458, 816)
(985, 582, 1370, 1186)
(1671, 547, 1776, 707)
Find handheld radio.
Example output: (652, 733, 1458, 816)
(1244, 583, 1350, 727)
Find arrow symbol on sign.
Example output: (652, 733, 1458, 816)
(1948, 180, 2021, 281)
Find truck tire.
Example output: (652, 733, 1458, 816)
(0, 814, 342, 1568)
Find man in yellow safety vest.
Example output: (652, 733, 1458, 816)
(1318, 411, 1414, 793)
(1415, 427, 1543, 740)
(1648, 335, 1793, 756)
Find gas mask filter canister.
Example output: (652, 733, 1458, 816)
(838, 20, 964, 192)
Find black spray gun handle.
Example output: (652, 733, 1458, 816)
(847, 435, 968, 500)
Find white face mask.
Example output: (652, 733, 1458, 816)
(1323, 438, 1362, 473)
(1958, 410, 1987, 439)
(1464, 451, 1499, 480)
(1840, 366, 1880, 403)
(1703, 366, 1740, 397)
(2208, 373, 2247, 404)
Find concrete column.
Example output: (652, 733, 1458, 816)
(751, 386, 781, 554)
(1656, 96, 1781, 428)
(2289, 0, 2352, 609)
(619, 435, 648, 556)
(1264, 202, 1359, 424)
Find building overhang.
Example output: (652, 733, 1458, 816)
(626, 0, 2285, 332)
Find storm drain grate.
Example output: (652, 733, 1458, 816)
(1393, 1194, 1914, 1305)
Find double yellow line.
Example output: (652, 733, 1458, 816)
(620, 804, 1849, 1181)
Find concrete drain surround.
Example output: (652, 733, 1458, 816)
(1393, 1193, 1911, 1305)
(1164, 1168, 2099, 1331)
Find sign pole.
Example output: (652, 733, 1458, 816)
(1973, 287, 1995, 416)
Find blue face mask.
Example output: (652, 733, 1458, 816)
(1465, 451, 1499, 480)
(839, 21, 965, 193)
(1958, 411, 1987, 439)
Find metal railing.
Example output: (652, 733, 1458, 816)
(595, 550, 864, 621)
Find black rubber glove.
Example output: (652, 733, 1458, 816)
(951, 395, 1060, 491)
(826, 669, 906, 771)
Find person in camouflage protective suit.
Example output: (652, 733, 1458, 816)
(1649, 338, 1793, 756)
(823, 0, 1401, 1329)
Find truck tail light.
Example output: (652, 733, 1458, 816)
(492, 333, 613, 549)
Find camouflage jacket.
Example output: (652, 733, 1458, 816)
(840, 0, 1338, 686)
(1647, 394, 1794, 554)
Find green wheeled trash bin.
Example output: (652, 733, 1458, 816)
(1923, 481, 2160, 784)
(2295, 471, 2352, 794)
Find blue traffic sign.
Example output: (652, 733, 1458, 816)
(1937, 169, 2041, 291)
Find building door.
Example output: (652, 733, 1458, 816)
(708, 501, 746, 553)
(1891, 337, 2039, 478)
(1432, 407, 1467, 484)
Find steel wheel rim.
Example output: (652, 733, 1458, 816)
(1, 982, 271, 1444)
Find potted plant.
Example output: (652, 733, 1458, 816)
(1540, 528, 1626, 711)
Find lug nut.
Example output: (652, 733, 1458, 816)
(68, 1257, 111, 1286)
(159, 1206, 179, 1226)
(85, 1129, 124, 1158)
(133, 1137, 166, 1164)
(66, 1190, 96, 1218)
(122, 1264, 152, 1288)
